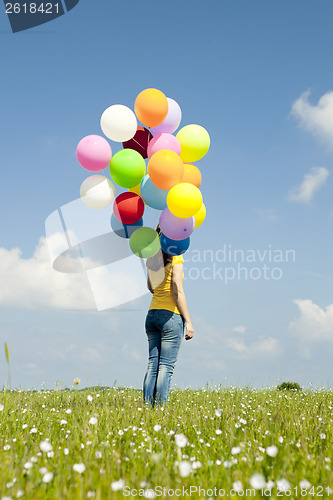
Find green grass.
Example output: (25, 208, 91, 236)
(0, 386, 332, 499)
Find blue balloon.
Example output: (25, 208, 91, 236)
(140, 175, 168, 210)
(160, 232, 190, 256)
(110, 214, 143, 239)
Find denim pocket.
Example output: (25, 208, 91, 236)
(155, 309, 174, 330)
(145, 310, 155, 332)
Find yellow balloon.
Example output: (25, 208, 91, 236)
(194, 203, 206, 228)
(176, 124, 210, 162)
(167, 182, 202, 218)
(128, 183, 141, 196)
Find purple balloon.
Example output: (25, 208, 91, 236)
(159, 208, 195, 241)
(150, 98, 182, 135)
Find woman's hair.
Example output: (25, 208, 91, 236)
(146, 225, 173, 272)
(155, 225, 173, 267)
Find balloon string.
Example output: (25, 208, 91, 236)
(132, 137, 145, 152)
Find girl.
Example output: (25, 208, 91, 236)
(143, 226, 194, 407)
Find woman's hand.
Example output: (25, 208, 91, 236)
(185, 320, 194, 340)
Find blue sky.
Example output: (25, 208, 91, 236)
(1, 0, 333, 390)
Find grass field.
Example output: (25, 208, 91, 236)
(0, 386, 332, 499)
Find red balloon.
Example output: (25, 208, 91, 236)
(122, 126, 153, 159)
(113, 192, 144, 225)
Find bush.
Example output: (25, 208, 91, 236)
(277, 381, 302, 391)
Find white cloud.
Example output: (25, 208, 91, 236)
(233, 325, 246, 334)
(287, 166, 329, 203)
(289, 299, 333, 346)
(255, 209, 277, 221)
(226, 336, 281, 359)
(291, 90, 333, 147)
(122, 343, 142, 362)
(0, 237, 95, 310)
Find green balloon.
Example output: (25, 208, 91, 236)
(110, 149, 146, 188)
(129, 227, 161, 258)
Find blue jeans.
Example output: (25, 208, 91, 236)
(143, 309, 184, 407)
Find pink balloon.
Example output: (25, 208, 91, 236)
(76, 135, 112, 172)
(150, 98, 182, 135)
(159, 207, 195, 241)
(147, 133, 181, 159)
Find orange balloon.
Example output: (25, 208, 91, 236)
(148, 150, 184, 190)
(182, 163, 202, 188)
(135, 88, 168, 128)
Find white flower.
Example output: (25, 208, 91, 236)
(320, 433, 326, 439)
(73, 463, 85, 474)
(87, 492, 95, 498)
(215, 409, 222, 417)
(175, 433, 188, 448)
(300, 479, 311, 489)
(266, 480, 275, 489)
(233, 481, 243, 493)
(24, 462, 33, 469)
(266, 445, 278, 457)
(89, 417, 97, 425)
(95, 451, 102, 459)
(0, 403, 4, 411)
(250, 473, 266, 489)
(22, 424, 28, 429)
(192, 461, 202, 469)
(39, 467, 48, 474)
(118, 430, 124, 435)
(16, 491, 24, 498)
(239, 418, 247, 424)
(277, 479, 290, 492)
(47, 451, 54, 458)
(30, 428, 37, 434)
(153, 424, 161, 432)
(4, 445, 11, 451)
(65, 409, 72, 414)
(2, 496, 13, 500)
(87, 395, 93, 402)
(179, 461, 192, 477)
(231, 446, 241, 455)
(42, 472, 54, 483)
(223, 461, 232, 468)
(60, 420, 67, 425)
(278, 436, 284, 443)
(143, 490, 156, 498)
(111, 479, 125, 491)
(64, 448, 69, 455)
(215, 429, 222, 435)
(31, 457, 38, 463)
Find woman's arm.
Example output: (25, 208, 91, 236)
(171, 263, 194, 340)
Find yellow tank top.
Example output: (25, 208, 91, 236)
(148, 255, 184, 314)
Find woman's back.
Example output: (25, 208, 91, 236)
(147, 253, 184, 314)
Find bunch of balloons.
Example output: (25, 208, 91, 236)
(76, 88, 210, 259)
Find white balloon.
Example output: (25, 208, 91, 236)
(80, 175, 115, 209)
(100, 104, 137, 142)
